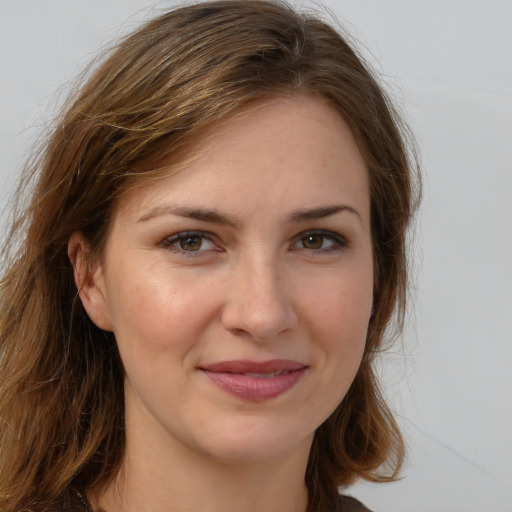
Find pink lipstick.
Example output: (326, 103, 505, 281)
(200, 359, 307, 401)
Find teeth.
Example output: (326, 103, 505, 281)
(244, 371, 290, 378)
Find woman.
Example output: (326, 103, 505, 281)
(0, 1, 420, 511)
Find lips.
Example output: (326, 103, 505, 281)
(199, 359, 307, 401)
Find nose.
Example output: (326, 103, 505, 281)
(220, 253, 298, 343)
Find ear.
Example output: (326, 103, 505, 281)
(68, 231, 113, 331)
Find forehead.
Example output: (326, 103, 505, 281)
(114, 95, 370, 223)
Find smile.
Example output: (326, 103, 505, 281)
(199, 360, 308, 401)
(244, 371, 290, 378)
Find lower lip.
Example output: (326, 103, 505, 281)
(201, 368, 307, 401)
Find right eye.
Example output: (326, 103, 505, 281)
(162, 231, 218, 255)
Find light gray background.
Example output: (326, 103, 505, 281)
(1, 1, 511, 510)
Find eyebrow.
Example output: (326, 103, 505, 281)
(137, 203, 361, 225)
(288, 204, 361, 223)
(137, 206, 238, 226)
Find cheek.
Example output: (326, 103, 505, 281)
(104, 263, 224, 366)
(305, 266, 373, 376)
(295, 268, 372, 423)
(310, 270, 372, 335)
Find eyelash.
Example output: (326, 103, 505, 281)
(161, 231, 218, 257)
(161, 229, 348, 257)
(291, 230, 348, 253)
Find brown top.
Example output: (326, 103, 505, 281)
(64, 489, 373, 512)
(338, 494, 374, 512)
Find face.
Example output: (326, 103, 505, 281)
(80, 95, 373, 466)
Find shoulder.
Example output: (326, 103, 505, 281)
(338, 494, 374, 512)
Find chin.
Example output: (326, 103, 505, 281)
(189, 418, 314, 466)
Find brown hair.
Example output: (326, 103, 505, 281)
(0, 1, 420, 510)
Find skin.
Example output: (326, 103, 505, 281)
(69, 94, 374, 512)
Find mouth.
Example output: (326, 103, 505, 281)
(199, 359, 308, 401)
(243, 370, 292, 378)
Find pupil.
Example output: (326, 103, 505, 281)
(303, 235, 323, 249)
(180, 236, 201, 251)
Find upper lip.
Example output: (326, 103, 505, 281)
(200, 359, 307, 374)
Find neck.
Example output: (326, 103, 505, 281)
(98, 455, 309, 512)
(96, 445, 310, 512)
(94, 397, 311, 512)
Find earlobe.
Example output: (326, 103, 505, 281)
(68, 231, 113, 331)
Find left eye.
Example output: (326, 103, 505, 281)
(292, 231, 346, 251)
(164, 232, 217, 253)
